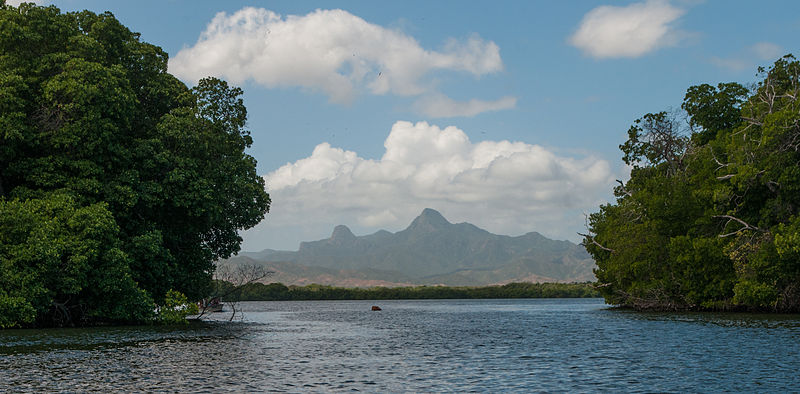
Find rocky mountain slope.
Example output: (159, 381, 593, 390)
(224, 208, 596, 286)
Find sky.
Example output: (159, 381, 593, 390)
(13, 0, 800, 251)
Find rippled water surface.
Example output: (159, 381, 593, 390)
(2, 299, 800, 392)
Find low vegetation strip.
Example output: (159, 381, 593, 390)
(215, 281, 600, 301)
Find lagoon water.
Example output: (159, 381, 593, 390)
(2, 298, 799, 392)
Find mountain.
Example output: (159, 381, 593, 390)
(223, 208, 596, 286)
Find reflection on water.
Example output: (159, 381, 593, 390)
(2, 299, 799, 392)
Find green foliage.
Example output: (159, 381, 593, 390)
(0, 3, 268, 327)
(732, 280, 778, 309)
(586, 55, 800, 312)
(0, 191, 155, 327)
(619, 111, 688, 173)
(0, 295, 35, 329)
(158, 289, 198, 324)
(682, 82, 748, 145)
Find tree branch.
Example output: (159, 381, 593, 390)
(578, 232, 616, 253)
(742, 116, 764, 126)
(196, 263, 273, 319)
(711, 150, 730, 170)
(713, 215, 766, 237)
(615, 179, 632, 197)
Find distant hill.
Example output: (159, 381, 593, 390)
(225, 208, 596, 286)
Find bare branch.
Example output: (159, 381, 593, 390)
(195, 263, 274, 319)
(615, 179, 632, 197)
(711, 150, 730, 170)
(578, 232, 616, 253)
(742, 116, 763, 126)
(713, 215, 766, 237)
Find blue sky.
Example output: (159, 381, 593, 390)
(20, 0, 800, 251)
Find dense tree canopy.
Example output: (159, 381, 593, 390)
(585, 55, 800, 312)
(0, 3, 269, 327)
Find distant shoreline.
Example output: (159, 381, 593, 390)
(217, 281, 600, 301)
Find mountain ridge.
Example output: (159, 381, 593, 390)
(227, 208, 595, 286)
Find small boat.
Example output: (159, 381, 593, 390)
(198, 297, 224, 313)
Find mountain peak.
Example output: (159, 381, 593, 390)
(406, 208, 451, 232)
(330, 225, 356, 245)
(238, 209, 595, 285)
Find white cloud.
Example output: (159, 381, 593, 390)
(5, 0, 46, 6)
(710, 42, 783, 71)
(413, 94, 517, 118)
(751, 42, 782, 60)
(170, 7, 509, 115)
(241, 121, 615, 251)
(570, 0, 686, 59)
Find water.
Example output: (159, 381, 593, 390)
(2, 298, 799, 392)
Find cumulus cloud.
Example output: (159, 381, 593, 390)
(241, 121, 615, 250)
(570, 0, 686, 59)
(170, 7, 509, 115)
(710, 42, 783, 71)
(5, 0, 46, 6)
(412, 94, 517, 118)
